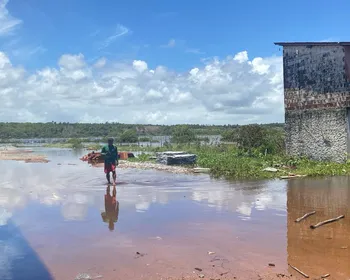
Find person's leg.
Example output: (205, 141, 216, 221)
(106, 172, 111, 184)
(112, 170, 116, 184)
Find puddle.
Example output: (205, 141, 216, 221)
(0, 148, 349, 279)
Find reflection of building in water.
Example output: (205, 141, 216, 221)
(287, 177, 350, 279)
(101, 186, 119, 231)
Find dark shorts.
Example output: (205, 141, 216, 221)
(104, 162, 116, 174)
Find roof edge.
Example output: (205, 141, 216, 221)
(274, 42, 350, 47)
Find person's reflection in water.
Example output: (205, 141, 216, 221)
(101, 185, 119, 231)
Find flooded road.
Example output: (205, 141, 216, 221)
(0, 148, 349, 279)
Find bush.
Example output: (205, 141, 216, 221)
(139, 136, 151, 142)
(67, 138, 83, 149)
(221, 125, 285, 155)
(171, 125, 197, 144)
(120, 130, 138, 143)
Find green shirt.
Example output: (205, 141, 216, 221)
(101, 144, 118, 164)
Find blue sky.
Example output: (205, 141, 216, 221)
(0, 0, 348, 124)
(5, 0, 348, 71)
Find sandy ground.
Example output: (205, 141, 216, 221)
(0, 146, 49, 163)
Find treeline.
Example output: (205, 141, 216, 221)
(0, 122, 284, 139)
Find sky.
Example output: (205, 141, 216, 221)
(0, 0, 349, 125)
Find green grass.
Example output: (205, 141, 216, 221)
(118, 144, 350, 180)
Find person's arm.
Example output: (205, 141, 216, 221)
(101, 146, 107, 156)
(115, 145, 119, 165)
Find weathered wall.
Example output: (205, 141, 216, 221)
(284, 45, 350, 110)
(285, 109, 347, 162)
(283, 45, 350, 161)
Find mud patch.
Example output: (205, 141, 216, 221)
(0, 146, 49, 163)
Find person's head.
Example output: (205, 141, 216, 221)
(109, 220, 115, 231)
(107, 138, 114, 146)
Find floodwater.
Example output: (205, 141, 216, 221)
(0, 148, 349, 280)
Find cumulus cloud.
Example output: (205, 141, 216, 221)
(0, 0, 22, 36)
(0, 50, 283, 124)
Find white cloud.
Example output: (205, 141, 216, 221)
(98, 24, 130, 50)
(133, 60, 148, 73)
(94, 57, 107, 68)
(0, 0, 22, 36)
(0, 50, 284, 124)
(234, 51, 248, 63)
(161, 38, 176, 48)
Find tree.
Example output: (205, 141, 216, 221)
(119, 129, 138, 143)
(222, 125, 285, 155)
(171, 125, 197, 144)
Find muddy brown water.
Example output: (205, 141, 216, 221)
(0, 148, 349, 280)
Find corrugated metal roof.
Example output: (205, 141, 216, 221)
(274, 42, 350, 46)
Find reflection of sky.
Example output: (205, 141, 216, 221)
(0, 149, 287, 226)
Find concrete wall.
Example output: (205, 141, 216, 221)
(283, 45, 350, 161)
(285, 108, 347, 162)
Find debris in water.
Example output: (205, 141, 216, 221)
(341, 246, 348, 249)
(321, 273, 330, 278)
(195, 268, 203, 272)
(280, 174, 307, 179)
(263, 167, 278, 172)
(208, 251, 215, 255)
(269, 263, 276, 267)
(135, 251, 146, 258)
(295, 211, 316, 222)
(310, 215, 345, 229)
(289, 264, 309, 278)
(74, 273, 92, 280)
(198, 274, 205, 278)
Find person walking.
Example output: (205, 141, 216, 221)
(101, 138, 119, 184)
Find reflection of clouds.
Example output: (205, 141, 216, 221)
(0, 155, 287, 225)
(237, 202, 252, 220)
(0, 208, 12, 226)
(192, 180, 287, 220)
(61, 193, 90, 220)
(135, 201, 150, 213)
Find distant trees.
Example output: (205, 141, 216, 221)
(171, 125, 197, 144)
(0, 122, 285, 143)
(0, 122, 237, 139)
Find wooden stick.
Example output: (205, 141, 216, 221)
(321, 274, 330, 278)
(295, 211, 316, 222)
(310, 215, 345, 229)
(289, 264, 309, 278)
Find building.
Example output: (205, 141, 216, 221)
(275, 42, 350, 162)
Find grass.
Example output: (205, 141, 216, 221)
(124, 143, 350, 180)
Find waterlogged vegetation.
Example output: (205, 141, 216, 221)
(126, 144, 350, 180)
(3, 122, 350, 180)
(118, 124, 350, 180)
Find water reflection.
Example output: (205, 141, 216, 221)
(0, 220, 53, 280)
(287, 177, 350, 279)
(0, 156, 288, 225)
(101, 185, 119, 231)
